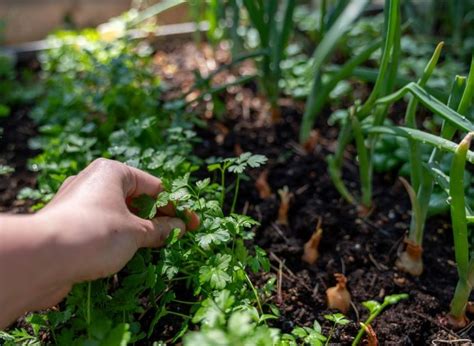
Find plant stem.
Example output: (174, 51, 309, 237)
(230, 175, 241, 214)
(220, 168, 226, 207)
(450, 278, 472, 319)
(244, 271, 263, 315)
(320, 0, 327, 36)
(351, 112, 371, 209)
(352, 304, 385, 346)
(166, 311, 191, 319)
(358, 0, 400, 119)
(448, 133, 473, 320)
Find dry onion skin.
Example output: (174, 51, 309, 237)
(302, 219, 323, 265)
(326, 273, 352, 314)
(446, 313, 469, 329)
(395, 239, 423, 276)
(277, 186, 292, 225)
(255, 169, 272, 199)
(303, 130, 319, 153)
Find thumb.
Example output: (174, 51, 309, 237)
(133, 215, 186, 248)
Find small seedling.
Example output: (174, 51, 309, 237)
(326, 273, 351, 314)
(352, 293, 408, 345)
(324, 313, 350, 345)
(287, 320, 327, 346)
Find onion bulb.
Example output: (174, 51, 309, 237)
(277, 186, 292, 225)
(395, 239, 423, 276)
(255, 170, 272, 199)
(302, 219, 323, 265)
(326, 273, 351, 314)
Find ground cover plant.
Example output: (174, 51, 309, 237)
(1, 0, 474, 344)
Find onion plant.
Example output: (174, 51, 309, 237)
(326, 0, 401, 212)
(447, 132, 474, 328)
(240, 0, 296, 120)
(299, 0, 370, 143)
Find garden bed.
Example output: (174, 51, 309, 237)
(3, 38, 473, 344)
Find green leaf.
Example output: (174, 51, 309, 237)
(291, 327, 308, 338)
(170, 187, 191, 201)
(199, 254, 232, 289)
(324, 313, 350, 325)
(0, 104, 10, 117)
(131, 194, 157, 219)
(376, 83, 474, 132)
(102, 323, 131, 346)
(228, 311, 254, 337)
(301, 0, 370, 142)
(365, 126, 474, 164)
(0, 165, 14, 175)
(192, 290, 235, 326)
(196, 178, 211, 191)
(165, 228, 181, 246)
(383, 293, 409, 306)
(196, 229, 231, 250)
(362, 300, 381, 315)
(155, 191, 170, 208)
(246, 154, 268, 168)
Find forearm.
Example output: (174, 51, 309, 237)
(0, 213, 66, 329)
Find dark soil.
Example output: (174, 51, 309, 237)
(193, 103, 474, 344)
(0, 106, 38, 213)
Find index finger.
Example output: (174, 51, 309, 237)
(124, 165, 164, 199)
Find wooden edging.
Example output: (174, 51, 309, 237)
(1, 21, 209, 64)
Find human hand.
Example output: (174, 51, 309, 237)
(0, 158, 199, 327)
(40, 158, 199, 283)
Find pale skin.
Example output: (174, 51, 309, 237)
(0, 158, 199, 329)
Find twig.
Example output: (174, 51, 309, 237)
(351, 301, 360, 322)
(459, 321, 474, 335)
(242, 201, 249, 215)
(277, 260, 283, 305)
(368, 252, 388, 271)
(269, 252, 297, 279)
(269, 252, 313, 292)
(288, 140, 307, 156)
(271, 223, 290, 243)
(270, 264, 294, 282)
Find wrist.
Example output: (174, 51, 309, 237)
(0, 213, 70, 318)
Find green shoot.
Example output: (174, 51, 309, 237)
(405, 42, 444, 192)
(300, 0, 370, 143)
(327, 0, 400, 209)
(208, 153, 267, 212)
(300, 39, 382, 143)
(241, 0, 296, 118)
(357, 0, 400, 119)
(448, 132, 474, 328)
(352, 293, 408, 346)
(395, 177, 424, 276)
(394, 42, 444, 276)
(324, 313, 350, 345)
(351, 109, 372, 212)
